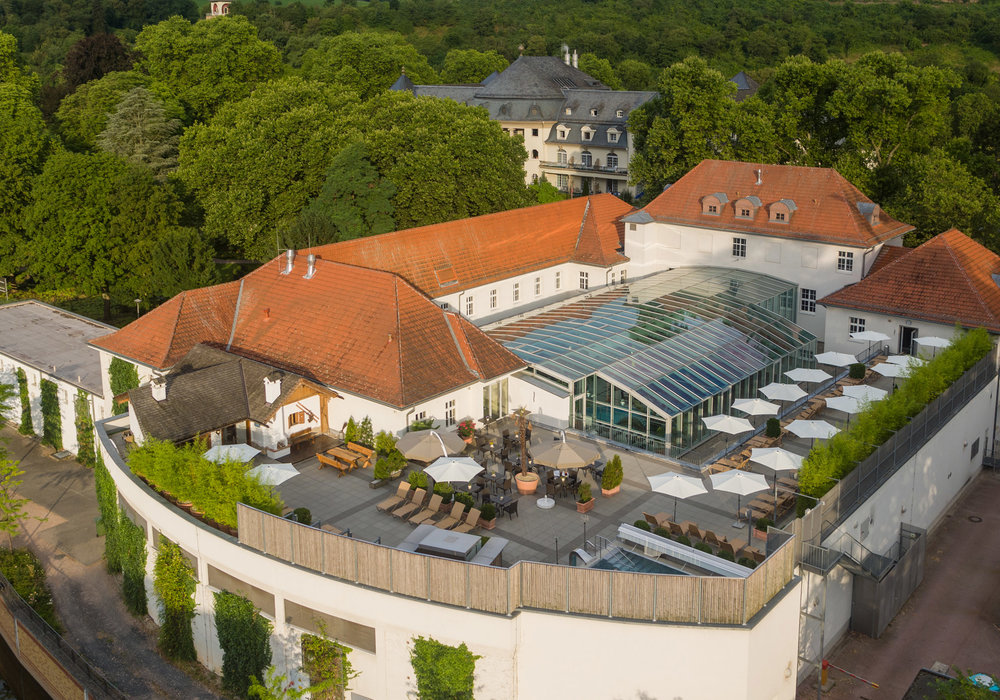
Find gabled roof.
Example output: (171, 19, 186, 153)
(641, 160, 914, 247)
(819, 229, 1000, 332)
(93, 259, 525, 408)
(311, 195, 631, 297)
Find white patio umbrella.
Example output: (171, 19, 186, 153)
(709, 470, 770, 523)
(786, 419, 840, 447)
(396, 429, 466, 462)
(246, 462, 299, 486)
(887, 355, 927, 368)
(814, 351, 858, 367)
(203, 443, 260, 463)
(424, 456, 484, 484)
(851, 330, 891, 358)
(749, 447, 804, 473)
(824, 395, 863, 426)
(648, 472, 708, 521)
(914, 336, 950, 349)
(532, 435, 600, 470)
(873, 362, 908, 378)
(731, 398, 780, 417)
(702, 414, 754, 453)
(784, 368, 833, 384)
(759, 382, 807, 403)
(842, 385, 888, 403)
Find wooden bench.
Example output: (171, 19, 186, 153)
(289, 429, 315, 448)
(346, 442, 375, 469)
(317, 449, 355, 476)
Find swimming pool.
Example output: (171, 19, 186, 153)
(592, 548, 688, 575)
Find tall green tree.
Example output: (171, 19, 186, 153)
(97, 86, 181, 179)
(177, 77, 361, 260)
(0, 460, 30, 548)
(440, 49, 508, 84)
(299, 31, 438, 99)
(135, 15, 282, 121)
(616, 59, 655, 91)
(62, 33, 133, 89)
(578, 53, 623, 90)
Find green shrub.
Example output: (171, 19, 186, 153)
(108, 357, 139, 416)
(717, 549, 735, 561)
(215, 591, 273, 698)
(601, 454, 623, 490)
(74, 390, 96, 468)
(676, 535, 691, 547)
(16, 368, 32, 435)
(765, 417, 780, 438)
(290, 507, 312, 526)
(94, 454, 122, 572)
(302, 632, 358, 698)
(153, 538, 196, 661)
(344, 417, 358, 444)
(374, 449, 407, 479)
(454, 492, 475, 511)
(39, 379, 61, 449)
(654, 526, 671, 539)
(848, 363, 866, 379)
(374, 430, 397, 455)
(357, 417, 374, 448)
(755, 517, 774, 532)
(409, 418, 437, 431)
(408, 471, 428, 489)
(694, 541, 712, 554)
(577, 481, 592, 503)
(433, 482, 454, 504)
(480, 503, 497, 521)
(0, 548, 60, 632)
(738, 557, 758, 569)
(633, 519, 651, 531)
(410, 636, 480, 700)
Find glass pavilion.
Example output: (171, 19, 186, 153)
(489, 268, 816, 458)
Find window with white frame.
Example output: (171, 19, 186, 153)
(616, 109, 624, 118)
(582, 130, 593, 142)
(558, 128, 568, 139)
(414, 411, 426, 421)
(512, 283, 520, 302)
(837, 250, 854, 272)
(608, 132, 620, 143)
(800, 288, 817, 313)
(606, 153, 618, 169)
(489, 289, 497, 309)
(465, 296, 474, 316)
(565, 107, 572, 115)
(732, 237, 747, 258)
(444, 400, 456, 426)
(590, 108, 598, 116)
(557, 149, 567, 164)
(580, 271, 589, 289)
(581, 151, 592, 167)
(849, 316, 866, 334)
(610, 271, 616, 285)
(555, 271, 561, 289)
(557, 174, 568, 190)
(534, 277, 541, 296)
(620, 269, 627, 283)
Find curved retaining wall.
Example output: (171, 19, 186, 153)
(97, 415, 801, 700)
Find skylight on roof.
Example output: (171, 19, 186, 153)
(435, 265, 458, 286)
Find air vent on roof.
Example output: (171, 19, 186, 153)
(304, 253, 316, 279)
(282, 249, 294, 275)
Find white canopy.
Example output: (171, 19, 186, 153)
(702, 415, 755, 435)
(760, 383, 807, 402)
(873, 362, 908, 378)
(786, 420, 840, 440)
(245, 462, 299, 486)
(824, 395, 863, 415)
(749, 447, 804, 472)
(731, 398, 780, 417)
(814, 351, 858, 367)
(842, 385, 888, 402)
(648, 472, 708, 499)
(710, 470, 770, 496)
(203, 443, 261, 464)
(785, 368, 833, 384)
(396, 429, 466, 462)
(913, 336, 950, 349)
(850, 330, 891, 343)
(887, 355, 927, 368)
(424, 456, 484, 483)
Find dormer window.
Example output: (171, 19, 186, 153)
(616, 109, 624, 118)
(590, 108, 598, 117)
(607, 128, 620, 144)
(701, 192, 728, 216)
(556, 125, 569, 140)
(768, 199, 796, 224)
(581, 126, 594, 142)
(565, 107, 572, 115)
(734, 196, 761, 219)
(857, 202, 881, 226)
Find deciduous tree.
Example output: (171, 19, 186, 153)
(63, 33, 133, 89)
(578, 53, 623, 90)
(440, 48, 508, 84)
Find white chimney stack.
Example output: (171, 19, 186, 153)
(282, 249, 295, 275)
(264, 373, 281, 403)
(755, 169, 763, 186)
(304, 253, 316, 279)
(563, 45, 570, 65)
(572, 50, 578, 68)
(151, 376, 167, 402)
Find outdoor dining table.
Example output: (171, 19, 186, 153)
(492, 494, 516, 515)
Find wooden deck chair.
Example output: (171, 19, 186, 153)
(408, 494, 443, 525)
(376, 482, 411, 513)
(452, 508, 482, 534)
(719, 540, 737, 558)
(702, 530, 721, 549)
(436, 502, 466, 530)
(642, 512, 661, 530)
(392, 488, 426, 520)
(744, 546, 766, 564)
(668, 520, 685, 537)
(685, 522, 703, 541)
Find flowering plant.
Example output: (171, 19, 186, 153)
(457, 419, 476, 439)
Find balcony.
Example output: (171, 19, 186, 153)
(540, 160, 628, 177)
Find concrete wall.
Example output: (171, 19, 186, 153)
(822, 307, 958, 356)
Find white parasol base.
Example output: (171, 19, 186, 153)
(731, 521, 746, 529)
(536, 496, 556, 509)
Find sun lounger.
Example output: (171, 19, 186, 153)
(702, 530, 721, 548)
(685, 522, 703, 541)
(392, 488, 426, 520)
(436, 502, 466, 530)
(376, 482, 411, 513)
(408, 494, 444, 525)
(452, 508, 482, 534)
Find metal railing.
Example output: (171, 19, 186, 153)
(539, 161, 628, 175)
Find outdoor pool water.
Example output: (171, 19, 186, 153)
(592, 548, 688, 575)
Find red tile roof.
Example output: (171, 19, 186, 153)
(92, 258, 525, 407)
(641, 160, 914, 247)
(311, 195, 631, 297)
(820, 229, 1000, 332)
(868, 244, 911, 274)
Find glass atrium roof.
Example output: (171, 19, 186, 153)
(489, 267, 815, 417)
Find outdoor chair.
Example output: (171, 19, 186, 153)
(667, 520, 684, 537)
(376, 482, 411, 513)
(643, 512, 664, 530)
(506, 499, 519, 519)
(437, 502, 466, 530)
(744, 545, 766, 564)
(408, 494, 444, 525)
(392, 488, 426, 520)
(453, 507, 482, 534)
(685, 522, 703, 541)
(703, 530, 721, 549)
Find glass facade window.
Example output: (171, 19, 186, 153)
(482, 379, 508, 419)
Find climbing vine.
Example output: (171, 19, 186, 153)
(118, 511, 148, 616)
(16, 368, 32, 435)
(39, 379, 61, 450)
(302, 631, 359, 700)
(94, 452, 121, 572)
(410, 636, 480, 700)
(74, 390, 96, 468)
(153, 538, 197, 661)
(215, 591, 273, 698)
(108, 357, 139, 415)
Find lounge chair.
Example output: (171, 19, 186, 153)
(643, 512, 669, 530)
(702, 530, 721, 549)
(668, 520, 684, 537)
(392, 488, 426, 520)
(376, 482, 411, 513)
(744, 546, 766, 564)
(436, 502, 466, 530)
(452, 508, 482, 534)
(408, 494, 444, 525)
(685, 522, 703, 541)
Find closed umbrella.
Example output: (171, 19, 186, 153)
(710, 470, 770, 524)
(814, 351, 857, 367)
(842, 385, 887, 403)
(824, 395, 862, 426)
(702, 414, 754, 453)
(648, 472, 708, 521)
(396, 429, 466, 463)
(784, 368, 833, 384)
(203, 443, 260, 463)
(246, 462, 299, 486)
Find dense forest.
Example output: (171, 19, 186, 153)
(2, 0, 1000, 324)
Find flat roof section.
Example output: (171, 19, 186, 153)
(0, 300, 114, 395)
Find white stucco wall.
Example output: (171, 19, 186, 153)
(96, 349, 158, 419)
(821, 307, 960, 357)
(507, 373, 570, 430)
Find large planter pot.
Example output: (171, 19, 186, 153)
(515, 472, 539, 495)
(462, 436, 475, 445)
(479, 517, 497, 531)
(753, 528, 768, 540)
(576, 498, 595, 514)
(601, 485, 620, 497)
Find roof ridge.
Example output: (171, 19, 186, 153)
(444, 313, 477, 378)
(226, 278, 245, 352)
(574, 197, 592, 253)
(940, 233, 1000, 326)
(165, 292, 188, 367)
(393, 276, 405, 405)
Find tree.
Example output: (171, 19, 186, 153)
(0, 31, 39, 95)
(616, 59, 655, 91)
(135, 15, 282, 121)
(97, 86, 181, 179)
(0, 460, 30, 548)
(142, 228, 218, 302)
(299, 31, 438, 99)
(529, 175, 567, 204)
(283, 141, 395, 248)
(63, 34, 133, 90)
(356, 91, 530, 229)
(578, 53, 623, 90)
(178, 77, 361, 260)
(440, 49, 508, 84)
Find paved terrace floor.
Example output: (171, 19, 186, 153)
(272, 368, 900, 567)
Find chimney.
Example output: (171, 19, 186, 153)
(264, 372, 281, 403)
(282, 249, 294, 275)
(755, 169, 762, 186)
(563, 44, 570, 65)
(304, 253, 316, 279)
(151, 376, 167, 402)
(572, 49, 578, 68)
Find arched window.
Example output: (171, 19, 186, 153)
(531, 149, 538, 159)
(581, 151, 592, 167)
(557, 149, 567, 165)
(606, 153, 619, 170)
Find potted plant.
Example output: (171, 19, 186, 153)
(576, 482, 595, 513)
(479, 503, 498, 530)
(457, 419, 476, 443)
(512, 407, 539, 494)
(434, 482, 454, 509)
(765, 417, 781, 439)
(753, 517, 774, 540)
(601, 454, 623, 496)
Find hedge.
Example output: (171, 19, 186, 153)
(798, 328, 993, 504)
(16, 368, 31, 435)
(0, 548, 60, 632)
